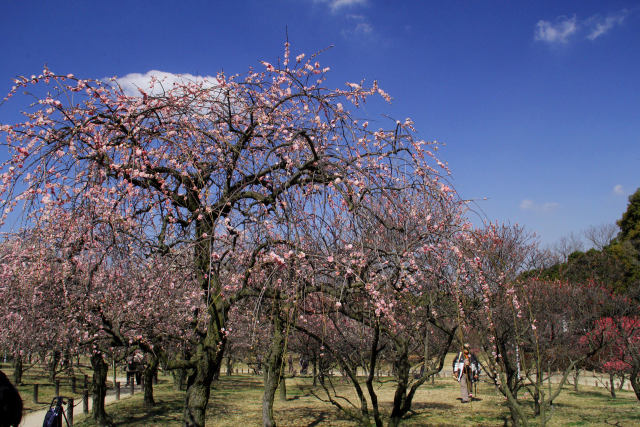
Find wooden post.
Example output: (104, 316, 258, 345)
(55, 380, 60, 396)
(71, 375, 76, 393)
(115, 381, 120, 400)
(66, 398, 74, 425)
(33, 384, 39, 404)
(83, 389, 89, 414)
(130, 379, 134, 395)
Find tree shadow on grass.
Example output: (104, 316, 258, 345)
(568, 389, 608, 399)
(215, 376, 263, 388)
(107, 398, 185, 425)
(276, 406, 354, 427)
(411, 401, 456, 411)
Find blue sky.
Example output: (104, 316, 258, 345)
(1, 0, 638, 247)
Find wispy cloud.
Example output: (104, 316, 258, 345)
(315, 0, 367, 13)
(534, 9, 629, 45)
(341, 14, 373, 38)
(113, 70, 217, 97)
(520, 199, 559, 213)
(586, 11, 628, 40)
(613, 184, 625, 195)
(534, 16, 578, 44)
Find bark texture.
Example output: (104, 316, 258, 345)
(90, 351, 112, 426)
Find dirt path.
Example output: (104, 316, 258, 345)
(20, 377, 140, 427)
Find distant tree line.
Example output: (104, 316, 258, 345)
(522, 188, 640, 301)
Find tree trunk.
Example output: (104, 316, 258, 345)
(364, 322, 383, 427)
(90, 351, 112, 426)
(609, 373, 616, 399)
(262, 299, 286, 427)
(226, 356, 233, 376)
(500, 369, 527, 427)
(312, 356, 318, 386)
(183, 315, 226, 427)
(318, 357, 328, 386)
(533, 389, 541, 416)
(13, 356, 23, 385)
(173, 368, 188, 391)
(389, 342, 410, 427)
(508, 404, 523, 427)
(618, 374, 625, 391)
(182, 222, 231, 427)
(143, 354, 159, 408)
(629, 367, 640, 401)
(572, 366, 579, 392)
(49, 351, 61, 383)
(533, 368, 542, 416)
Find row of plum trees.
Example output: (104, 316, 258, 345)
(0, 44, 638, 427)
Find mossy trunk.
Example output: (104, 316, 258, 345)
(182, 222, 228, 427)
(173, 368, 188, 391)
(143, 354, 159, 408)
(507, 388, 526, 426)
(183, 311, 226, 427)
(90, 351, 112, 426)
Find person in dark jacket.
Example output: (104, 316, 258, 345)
(0, 369, 22, 427)
(452, 343, 480, 403)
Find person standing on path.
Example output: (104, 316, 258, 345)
(452, 343, 480, 403)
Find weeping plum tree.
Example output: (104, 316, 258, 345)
(0, 43, 457, 426)
(273, 177, 471, 426)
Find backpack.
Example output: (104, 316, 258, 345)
(42, 399, 63, 427)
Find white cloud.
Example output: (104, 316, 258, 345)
(613, 184, 624, 195)
(354, 21, 373, 34)
(535, 9, 630, 45)
(315, 0, 367, 13)
(534, 16, 578, 44)
(520, 199, 534, 210)
(520, 199, 559, 213)
(586, 11, 628, 40)
(113, 70, 218, 97)
(341, 14, 374, 38)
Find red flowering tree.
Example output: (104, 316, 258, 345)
(582, 315, 640, 400)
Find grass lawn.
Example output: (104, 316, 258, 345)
(71, 373, 640, 426)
